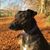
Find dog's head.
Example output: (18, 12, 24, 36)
(15, 9, 37, 23)
(9, 9, 37, 31)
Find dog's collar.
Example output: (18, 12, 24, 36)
(26, 26, 37, 34)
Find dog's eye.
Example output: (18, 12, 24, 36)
(21, 19, 27, 24)
(18, 17, 25, 23)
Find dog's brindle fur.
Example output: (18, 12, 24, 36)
(9, 9, 49, 50)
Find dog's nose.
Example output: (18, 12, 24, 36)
(9, 23, 23, 30)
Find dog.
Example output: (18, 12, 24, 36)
(9, 9, 49, 50)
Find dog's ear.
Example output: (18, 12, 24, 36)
(27, 9, 37, 17)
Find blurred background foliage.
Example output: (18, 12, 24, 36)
(0, 10, 13, 17)
(0, 0, 50, 17)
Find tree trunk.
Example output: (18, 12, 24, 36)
(40, 0, 46, 14)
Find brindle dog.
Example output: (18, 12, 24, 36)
(9, 9, 49, 50)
